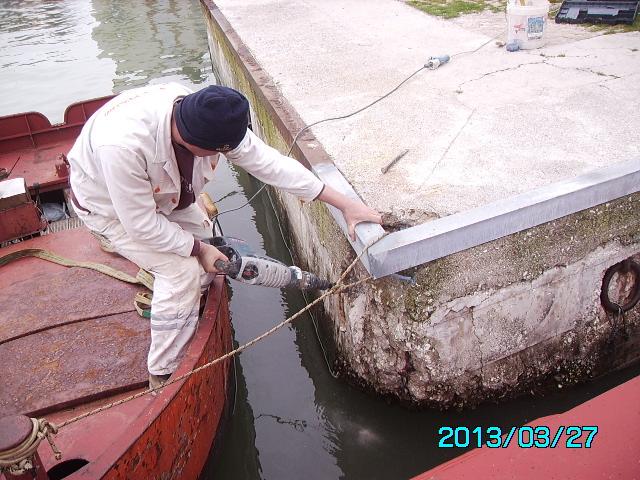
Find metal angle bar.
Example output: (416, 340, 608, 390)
(312, 163, 385, 273)
(368, 159, 640, 279)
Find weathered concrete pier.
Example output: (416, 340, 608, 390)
(201, 0, 640, 407)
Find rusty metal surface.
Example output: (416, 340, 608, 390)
(0, 144, 72, 193)
(0, 310, 149, 417)
(0, 415, 32, 451)
(0, 97, 113, 193)
(0, 202, 47, 243)
(0, 267, 139, 344)
(26, 276, 232, 480)
(0, 228, 143, 344)
(100, 278, 232, 480)
(0, 228, 139, 290)
(0, 228, 151, 418)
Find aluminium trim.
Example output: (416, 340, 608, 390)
(364, 158, 640, 279)
(202, 1, 639, 281)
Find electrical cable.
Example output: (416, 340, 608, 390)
(213, 64, 427, 220)
(213, 38, 499, 220)
(451, 33, 502, 58)
(264, 187, 340, 378)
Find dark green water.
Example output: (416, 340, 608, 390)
(1, 1, 638, 479)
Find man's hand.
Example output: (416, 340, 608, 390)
(317, 185, 382, 240)
(197, 242, 229, 273)
(341, 197, 382, 240)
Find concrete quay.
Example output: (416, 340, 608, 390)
(202, 0, 640, 407)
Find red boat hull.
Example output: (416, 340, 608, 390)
(0, 98, 233, 479)
(413, 374, 640, 480)
(55, 276, 232, 480)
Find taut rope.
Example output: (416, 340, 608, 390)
(0, 245, 372, 472)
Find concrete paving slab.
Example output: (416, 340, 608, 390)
(204, 0, 640, 408)
(213, 0, 640, 224)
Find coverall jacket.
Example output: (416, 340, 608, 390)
(68, 83, 324, 374)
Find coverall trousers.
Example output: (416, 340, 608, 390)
(79, 203, 214, 375)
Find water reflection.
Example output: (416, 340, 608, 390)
(0, 0, 114, 122)
(90, 0, 212, 92)
(2, 2, 639, 479)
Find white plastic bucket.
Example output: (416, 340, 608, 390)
(506, 1, 550, 50)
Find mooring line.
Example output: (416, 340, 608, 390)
(55, 247, 371, 431)
(4, 263, 366, 471)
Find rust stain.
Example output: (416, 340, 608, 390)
(73, 278, 233, 479)
(0, 311, 149, 417)
(0, 266, 140, 345)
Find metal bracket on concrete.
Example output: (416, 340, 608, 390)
(318, 159, 640, 280)
(201, 1, 640, 281)
(312, 163, 386, 274)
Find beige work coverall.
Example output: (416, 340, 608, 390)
(68, 83, 323, 375)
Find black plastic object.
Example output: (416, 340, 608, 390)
(210, 236, 243, 277)
(555, 0, 639, 24)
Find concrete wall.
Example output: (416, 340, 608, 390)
(202, 2, 640, 408)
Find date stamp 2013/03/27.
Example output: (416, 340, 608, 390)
(438, 426, 598, 449)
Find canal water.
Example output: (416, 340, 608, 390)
(2, 1, 639, 479)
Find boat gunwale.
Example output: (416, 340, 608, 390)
(1, 100, 232, 479)
(68, 274, 230, 479)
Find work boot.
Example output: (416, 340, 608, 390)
(148, 373, 171, 389)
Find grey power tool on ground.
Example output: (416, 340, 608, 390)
(205, 236, 333, 291)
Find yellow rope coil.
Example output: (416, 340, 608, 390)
(0, 419, 60, 475)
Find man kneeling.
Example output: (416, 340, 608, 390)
(68, 83, 381, 387)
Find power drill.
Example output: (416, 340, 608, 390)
(204, 236, 333, 291)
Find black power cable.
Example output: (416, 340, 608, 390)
(213, 64, 428, 220)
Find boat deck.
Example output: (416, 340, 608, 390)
(0, 228, 149, 418)
(0, 98, 232, 479)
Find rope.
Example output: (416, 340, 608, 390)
(0, 418, 60, 475)
(134, 292, 153, 319)
(265, 187, 340, 378)
(56, 244, 372, 430)
(0, 248, 154, 291)
(0, 244, 372, 472)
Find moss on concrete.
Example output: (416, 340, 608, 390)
(407, 0, 506, 18)
(208, 16, 291, 155)
(307, 201, 337, 250)
(204, 5, 640, 408)
(424, 194, 640, 302)
(403, 259, 452, 321)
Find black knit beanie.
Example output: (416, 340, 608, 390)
(174, 85, 249, 151)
